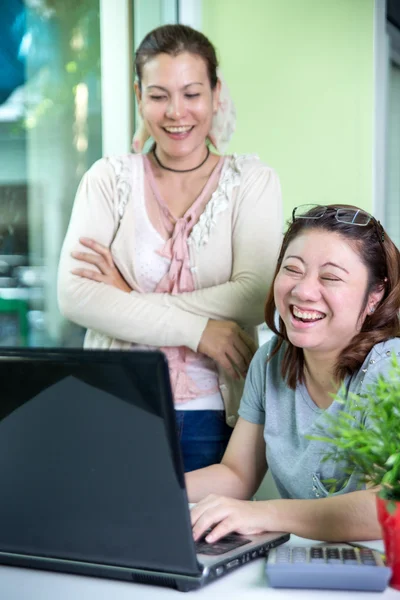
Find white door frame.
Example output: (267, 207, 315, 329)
(373, 0, 389, 223)
(100, 0, 133, 155)
(178, 0, 202, 29)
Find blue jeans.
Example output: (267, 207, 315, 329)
(175, 410, 233, 473)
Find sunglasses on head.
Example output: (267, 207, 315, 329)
(292, 204, 385, 245)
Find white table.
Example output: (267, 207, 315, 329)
(0, 537, 396, 599)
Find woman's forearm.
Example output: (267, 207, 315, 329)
(143, 163, 283, 328)
(58, 273, 208, 351)
(186, 464, 252, 504)
(143, 281, 266, 328)
(264, 490, 381, 541)
(186, 420, 268, 503)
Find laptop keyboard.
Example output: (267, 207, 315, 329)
(195, 530, 251, 556)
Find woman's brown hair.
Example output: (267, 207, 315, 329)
(135, 24, 218, 90)
(264, 204, 400, 389)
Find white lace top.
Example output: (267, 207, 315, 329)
(132, 160, 223, 410)
(58, 152, 283, 425)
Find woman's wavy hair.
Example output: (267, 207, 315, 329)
(264, 204, 400, 389)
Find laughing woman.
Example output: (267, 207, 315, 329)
(57, 25, 282, 472)
(188, 204, 400, 542)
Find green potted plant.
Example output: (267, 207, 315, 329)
(309, 355, 400, 590)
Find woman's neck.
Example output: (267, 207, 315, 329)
(145, 150, 222, 219)
(153, 144, 211, 173)
(148, 148, 221, 192)
(303, 351, 340, 409)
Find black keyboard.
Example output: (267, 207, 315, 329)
(195, 530, 251, 556)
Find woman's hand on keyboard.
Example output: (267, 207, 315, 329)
(190, 494, 271, 543)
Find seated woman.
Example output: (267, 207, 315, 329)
(188, 203, 400, 542)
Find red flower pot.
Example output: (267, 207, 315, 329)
(376, 496, 400, 590)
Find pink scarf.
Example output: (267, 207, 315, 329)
(143, 155, 225, 402)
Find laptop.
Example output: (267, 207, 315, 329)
(0, 348, 289, 592)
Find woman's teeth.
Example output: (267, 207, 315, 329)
(292, 306, 325, 322)
(164, 126, 192, 133)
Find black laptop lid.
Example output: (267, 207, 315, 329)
(0, 349, 200, 576)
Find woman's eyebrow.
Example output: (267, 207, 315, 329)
(285, 255, 304, 263)
(146, 85, 168, 92)
(146, 82, 204, 92)
(322, 261, 349, 274)
(284, 256, 349, 274)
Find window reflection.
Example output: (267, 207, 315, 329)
(0, 0, 102, 347)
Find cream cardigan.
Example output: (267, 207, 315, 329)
(57, 153, 282, 425)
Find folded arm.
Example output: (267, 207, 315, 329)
(144, 164, 283, 327)
(58, 159, 282, 351)
(57, 159, 208, 350)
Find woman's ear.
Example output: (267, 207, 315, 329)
(131, 117, 150, 153)
(212, 78, 221, 114)
(134, 81, 142, 110)
(131, 81, 149, 152)
(367, 283, 386, 314)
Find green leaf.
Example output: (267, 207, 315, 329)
(385, 454, 400, 467)
(306, 354, 400, 501)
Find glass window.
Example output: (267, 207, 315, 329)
(133, 0, 178, 48)
(0, 0, 102, 347)
(132, 0, 179, 151)
(0, 0, 184, 349)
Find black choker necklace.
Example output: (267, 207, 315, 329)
(153, 146, 210, 173)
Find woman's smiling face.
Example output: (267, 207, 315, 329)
(135, 51, 219, 161)
(274, 229, 375, 357)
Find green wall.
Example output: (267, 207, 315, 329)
(202, 0, 375, 221)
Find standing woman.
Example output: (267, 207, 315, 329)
(57, 24, 282, 472)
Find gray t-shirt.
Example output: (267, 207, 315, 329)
(238, 336, 400, 500)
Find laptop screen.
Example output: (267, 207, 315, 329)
(0, 349, 200, 576)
